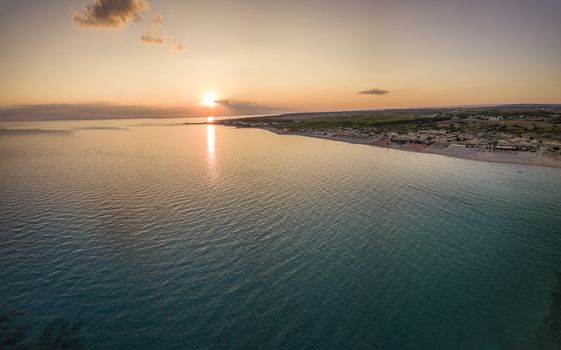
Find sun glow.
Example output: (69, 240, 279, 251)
(201, 91, 217, 107)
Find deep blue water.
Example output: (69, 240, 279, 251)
(1, 119, 561, 349)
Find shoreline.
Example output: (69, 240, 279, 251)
(255, 126, 561, 169)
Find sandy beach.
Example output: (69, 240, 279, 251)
(260, 127, 561, 168)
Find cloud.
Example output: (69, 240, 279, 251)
(216, 100, 255, 107)
(173, 41, 187, 52)
(140, 14, 165, 44)
(0, 128, 71, 136)
(71, 3, 186, 52)
(141, 31, 165, 44)
(0, 102, 288, 121)
(140, 15, 187, 52)
(72, 0, 149, 29)
(214, 100, 286, 115)
(358, 88, 390, 95)
(0, 104, 185, 121)
(152, 14, 163, 25)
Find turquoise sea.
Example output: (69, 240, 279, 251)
(1, 118, 561, 349)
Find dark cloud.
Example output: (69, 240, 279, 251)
(358, 88, 390, 95)
(72, 0, 149, 29)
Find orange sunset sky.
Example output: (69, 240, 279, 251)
(1, 0, 560, 118)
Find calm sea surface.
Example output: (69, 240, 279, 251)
(1, 118, 561, 349)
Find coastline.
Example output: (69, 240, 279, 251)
(256, 126, 561, 169)
(216, 105, 561, 169)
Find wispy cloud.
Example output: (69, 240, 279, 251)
(140, 15, 166, 45)
(173, 40, 187, 52)
(216, 100, 255, 107)
(215, 100, 285, 115)
(72, 0, 149, 29)
(140, 32, 165, 44)
(358, 88, 390, 95)
(0, 103, 184, 121)
(152, 14, 163, 25)
(0, 102, 287, 121)
(140, 15, 186, 52)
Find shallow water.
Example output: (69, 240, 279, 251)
(1, 118, 561, 349)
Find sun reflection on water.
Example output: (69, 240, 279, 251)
(207, 124, 215, 161)
(206, 116, 218, 181)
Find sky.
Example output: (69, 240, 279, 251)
(1, 0, 561, 118)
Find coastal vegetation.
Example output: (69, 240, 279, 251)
(225, 106, 561, 137)
(218, 105, 561, 166)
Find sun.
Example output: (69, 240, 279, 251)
(201, 91, 217, 107)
